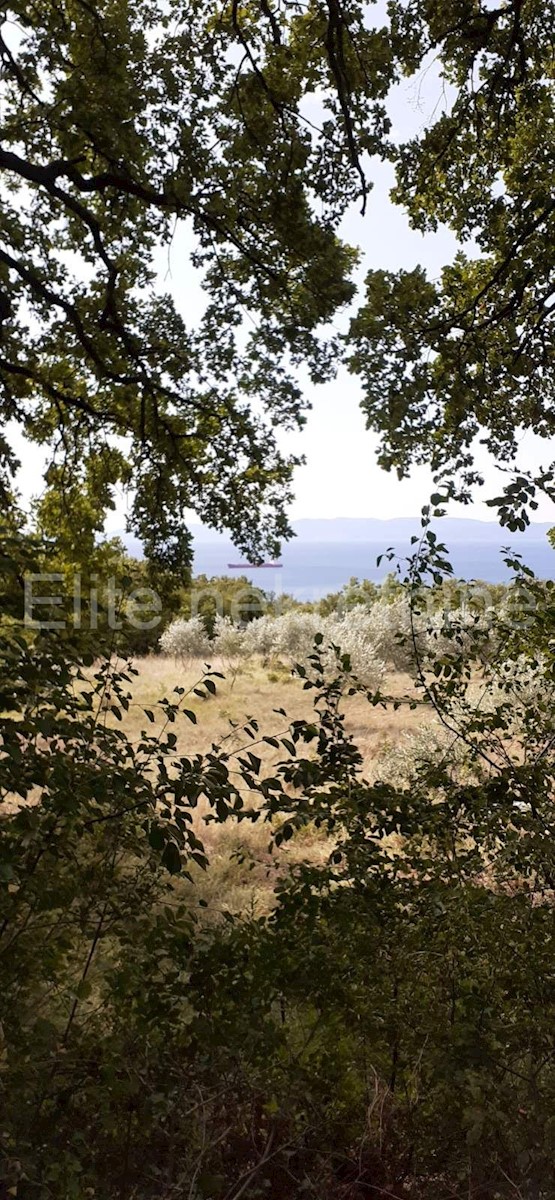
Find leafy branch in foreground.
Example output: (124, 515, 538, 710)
(1, 527, 554, 1197)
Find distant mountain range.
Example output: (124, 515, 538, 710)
(186, 516, 554, 546)
(113, 516, 553, 559)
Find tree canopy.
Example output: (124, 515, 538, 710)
(1, 0, 554, 561)
(0, 0, 367, 562)
(349, 0, 555, 524)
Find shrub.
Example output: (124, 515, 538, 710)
(159, 614, 211, 662)
(242, 613, 279, 660)
(271, 611, 322, 662)
(324, 608, 386, 689)
(364, 595, 417, 671)
(212, 614, 248, 684)
(374, 720, 471, 786)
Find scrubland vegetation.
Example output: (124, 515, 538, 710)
(2, 529, 554, 1199)
(2, 0, 555, 1195)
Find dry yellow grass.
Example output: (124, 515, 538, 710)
(2, 655, 430, 914)
(102, 655, 430, 916)
(116, 654, 426, 771)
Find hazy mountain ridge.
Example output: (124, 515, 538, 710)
(113, 517, 554, 560)
(185, 517, 553, 546)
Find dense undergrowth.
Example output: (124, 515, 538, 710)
(1, 533, 554, 1199)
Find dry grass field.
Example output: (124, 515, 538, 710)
(111, 655, 429, 916)
(121, 654, 425, 765)
(3, 653, 429, 912)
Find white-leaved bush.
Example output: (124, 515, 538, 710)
(365, 597, 419, 671)
(212, 615, 247, 660)
(464, 653, 555, 738)
(159, 616, 211, 662)
(271, 612, 322, 662)
(211, 615, 248, 682)
(241, 614, 277, 660)
(323, 610, 386, 689)
(159, 596, 500, 687)
(423, 606, 500, 665)
(374, 721, 471, 788)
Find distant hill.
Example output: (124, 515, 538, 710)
(110, 516, 553, 561)
(184, 516, 553, 546)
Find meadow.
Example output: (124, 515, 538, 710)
(111, 654, 427, 916)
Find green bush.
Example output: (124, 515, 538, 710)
(1, 537, 554, 1198)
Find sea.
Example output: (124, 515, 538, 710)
(192, 538, 555, 601)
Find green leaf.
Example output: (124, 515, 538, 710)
(162, 842, 182, 874)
